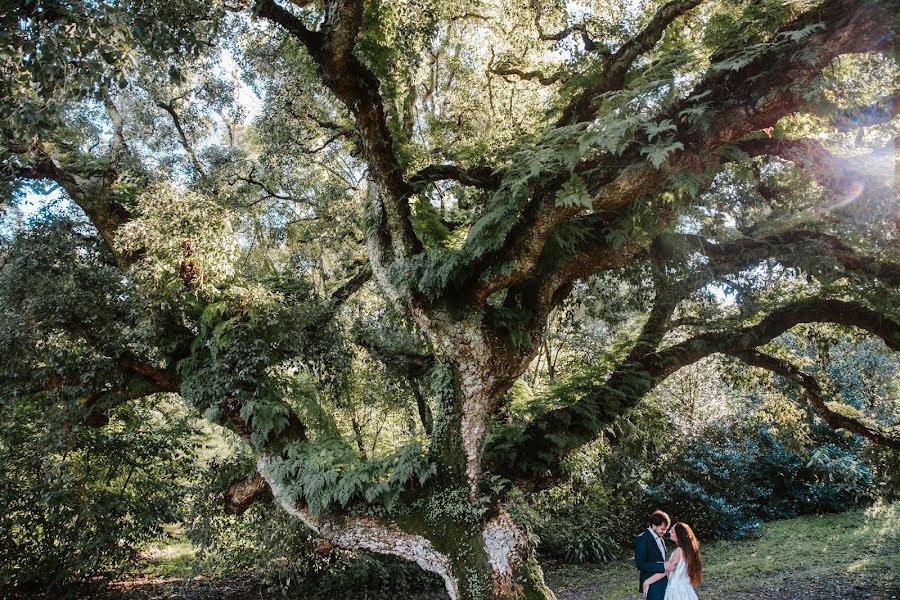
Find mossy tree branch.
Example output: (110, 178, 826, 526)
(461, 0, 898, 312)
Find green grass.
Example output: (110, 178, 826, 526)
(130, 504, 900, 598)
(545, 501, 900, 599)
(133, 523, 200, 579)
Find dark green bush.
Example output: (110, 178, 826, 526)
(0, 398, 199, 598)
(644, 422, 875, 540)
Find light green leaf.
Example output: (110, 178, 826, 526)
(640, 141, 684, 169)
(554, 173, 592, 208)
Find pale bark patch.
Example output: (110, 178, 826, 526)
(258, 456, 459, 600)
(428, 318, 498, 494)
(482, 511, 528, 597)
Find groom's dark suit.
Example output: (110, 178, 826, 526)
(635, 529, 667, 600)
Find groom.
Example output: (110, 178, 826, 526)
(635, 510, 673, 599)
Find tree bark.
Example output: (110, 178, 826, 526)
(261, 450, 554, 599)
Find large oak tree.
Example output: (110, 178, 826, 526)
(2, 0, 898, 597)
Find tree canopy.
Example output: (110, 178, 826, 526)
(1, 0, 898, 598)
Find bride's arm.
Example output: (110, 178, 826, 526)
(666, 548, 683, 569)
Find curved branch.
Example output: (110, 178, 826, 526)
(535, 17, 600, 53)
(491, 298, 900, 480)
(234, 165, 314, 205)
(491, 63, 564, 86)
(731, 350, 900, 450)
(648, 299, 900, 382)
(3, 141, 137, 267)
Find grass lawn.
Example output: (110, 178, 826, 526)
(133, 523, 198, 579)
(114, 502, 900, 599)
(546, 501, 900, 599)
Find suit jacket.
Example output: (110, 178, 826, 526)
(635, 529, 667, 596)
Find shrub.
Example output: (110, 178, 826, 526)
(644, 421, 875, 540)
(0, 397, 199, 598)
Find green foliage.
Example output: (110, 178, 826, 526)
(532, 481, 631, 563)
(119, 183, 241, 299)
(0, 398, 199, 598)
(411, 197, 452, 247)
(554, 173, 592, 209)
(640, 140, 684, 169)
(0, 214, 183, 426)
(264, 440, 436, 517)
(186, 455, 443, 599)
(0, 0, 223, 142)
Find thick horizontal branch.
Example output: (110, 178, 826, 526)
(491, 64, 564, 86)
(408, 163, 502, 191)
(117, 354, 181, 392)
(647, 299, 900, 382)
(254, 0, 324, 52)
(732, 350, 900, 450)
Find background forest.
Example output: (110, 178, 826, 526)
(1, 0, 898, 598)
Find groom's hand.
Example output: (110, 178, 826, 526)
(664, 563, 674, 574)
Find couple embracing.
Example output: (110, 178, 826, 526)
(635, 510, 702, 600)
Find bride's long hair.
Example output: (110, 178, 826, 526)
(673, 522, 702, 585)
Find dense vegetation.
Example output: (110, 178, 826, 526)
(1, 0, 898, 598)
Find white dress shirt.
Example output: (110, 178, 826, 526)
(647, 527, 666, 561)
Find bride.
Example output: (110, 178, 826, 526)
(642, 522, 703, 600)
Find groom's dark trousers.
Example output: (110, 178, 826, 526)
(635, 529, 667, 600)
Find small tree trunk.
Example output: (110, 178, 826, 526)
(412, 381, 434, 434)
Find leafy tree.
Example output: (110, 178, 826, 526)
(2, 0, 899, 598)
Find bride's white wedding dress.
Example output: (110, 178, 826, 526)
(664, 554, 698, 600)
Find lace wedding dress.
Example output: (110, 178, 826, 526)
(664, 555, 698, 600)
